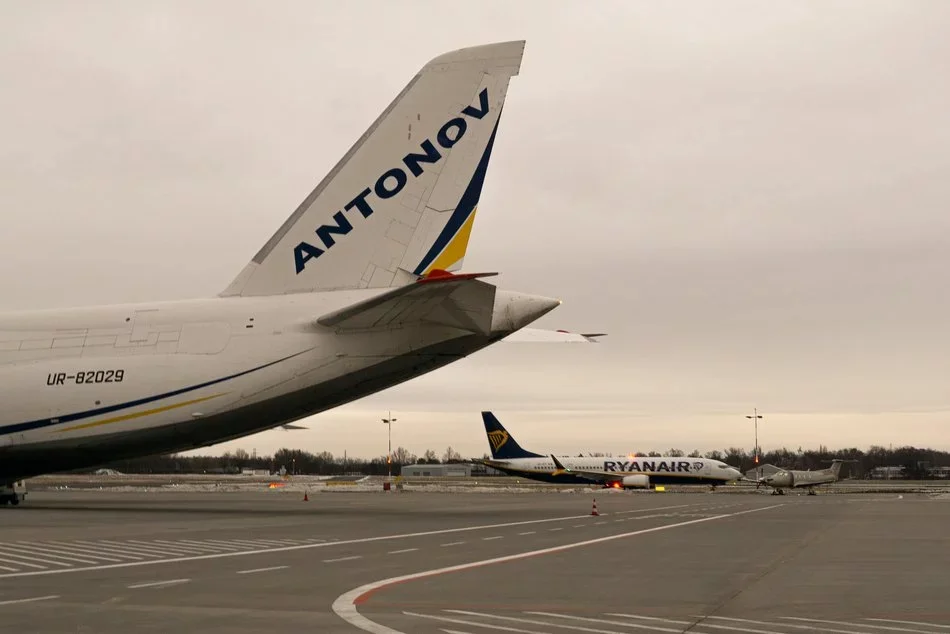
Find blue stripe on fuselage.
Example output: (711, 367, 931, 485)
(0, 349, 312, 437)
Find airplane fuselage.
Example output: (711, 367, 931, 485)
(764, 469, 837, 489)
(486, 456, 739, 487)
(0, 288, 541, 481)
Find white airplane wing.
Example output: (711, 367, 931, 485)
(502, 329, 606, 343)
(550, 454, 620, 483)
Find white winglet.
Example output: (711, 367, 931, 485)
(501, 328, 606, 343)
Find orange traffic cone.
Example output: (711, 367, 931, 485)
(591, 498, 599, 516)
(303, 491, 309, 502)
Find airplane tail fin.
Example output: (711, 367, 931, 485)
(221, 41, 525, 297)
(481, 411, 543, 460)
(828, 459, 851, 479)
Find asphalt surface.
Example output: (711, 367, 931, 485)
(1, 488, 948, 633)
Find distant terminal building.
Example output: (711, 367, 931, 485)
(930, 466, 950, 479)
(868, 466, 907, 479)
(400, 463, 473, 477)
(744, 463, 782, 481)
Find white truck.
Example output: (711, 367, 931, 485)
(0, 480, 27, 506)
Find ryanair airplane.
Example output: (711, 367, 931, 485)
(0, 41, 602, 504)
(481, 412, 742, 489)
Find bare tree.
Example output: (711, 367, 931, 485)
(392, 446, 416, 465)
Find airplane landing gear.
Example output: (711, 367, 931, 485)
(1, 480, 27, 506)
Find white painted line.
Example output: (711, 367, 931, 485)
(0, 555, 46, 570)
(440, 542, 465, 547)
(69, 541, 145, 560)
(614, 503, 695, 515)
(40, 542, 127, 562)
(610, 614, 691, 624)
(517, 531, 535, 536)
(0, 547, 68, 568)
(441, 629, 479, 634)
(97, 540, 186, 557)
(197, 539, 249, 549)
(0, 595, 59, 606)
(128, 540, 210, 556)
(387, 548, 419, 555)
(332, 504, 783, 634)
(572, 524, 585, 528)
(236, 565, 289, 575)
(867, 619, 950, 631)
(783, 618, 931, 633)
(0, 502, 713, 580)
(324, 556, 362, 563)
(404, 611, 543, 633)
(152, 540, 227, 553)
(482, 536, 504, 541)
(10, 544, 106, 565)
(544, 612, 688, 630)
(172, 540, 240, 552)
(0, 565, 18, 572)
(693, 615, 870, 634)
(549, 528, 563, 532)
(451, 610, 676, 633)
(594, 521, 606, 525)
(127, 578, 190, 589)
(213, 539, 281, 549)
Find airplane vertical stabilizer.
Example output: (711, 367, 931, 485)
(482, 411, 543, 459)
(221, 41, 524, 297)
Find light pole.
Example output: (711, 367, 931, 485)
(382, 412, 397, 482)
(746, 408, 763, 481)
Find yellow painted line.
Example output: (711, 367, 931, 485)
(55, 394, 225, 433)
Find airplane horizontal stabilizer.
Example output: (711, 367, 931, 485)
(317, 272, 497, 334)
(501, 328, 606, 343)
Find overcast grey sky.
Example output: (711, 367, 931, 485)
(3, 1, 949, 459)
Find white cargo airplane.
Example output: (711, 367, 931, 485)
(481, 412, 742, 489)
(0, 41, 600, 502)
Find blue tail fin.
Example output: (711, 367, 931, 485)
(481, 411, 543, 459)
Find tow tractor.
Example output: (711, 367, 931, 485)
(0, 480, 27, 506)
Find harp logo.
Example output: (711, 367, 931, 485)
(487, 430, 509, 453)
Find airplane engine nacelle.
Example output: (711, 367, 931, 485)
(621, 474, 650, 489)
